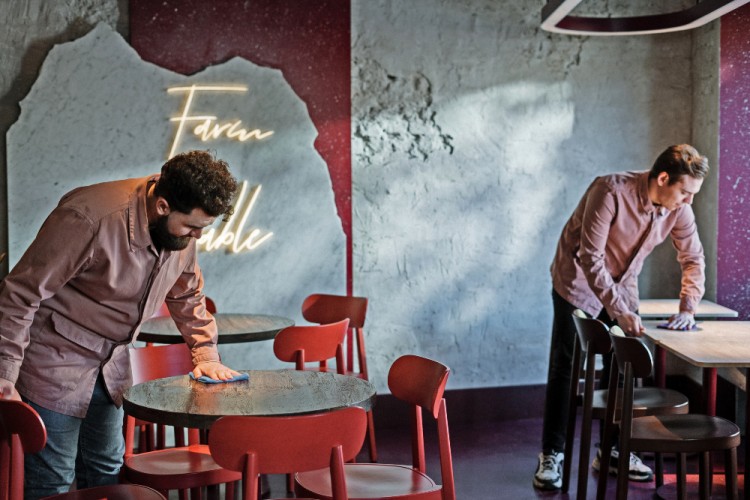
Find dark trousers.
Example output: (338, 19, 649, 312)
(541, 289, 616, 453)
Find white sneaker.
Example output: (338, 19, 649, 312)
(592, 447, 654, 482)
(533, 451, 564, 490)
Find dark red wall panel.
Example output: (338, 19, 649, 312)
(129, 0, 352, 291)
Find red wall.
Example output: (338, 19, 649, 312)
(129, 0, 352, 292)
(718, 4, 750, 318)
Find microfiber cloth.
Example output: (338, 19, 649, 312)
(657, 323, 701, 331)
(188, 372, 250, 384)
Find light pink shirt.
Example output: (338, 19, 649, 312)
(0, 176, 220, 417)
(551, 171, 705, 319)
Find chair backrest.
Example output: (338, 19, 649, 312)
(273, 320, 349, 373)
(387, 354, 455, 498)
(0, 400, 47, 500)
(571, 311, 612, 355)
(129, 343, 195, 385)
(609, 332, 654, 380)
(209, 407, 367, 500)
(301, 294, 367, 329)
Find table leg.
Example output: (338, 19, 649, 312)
(703, 367, 717, 416)
(655, 346, 666, 388)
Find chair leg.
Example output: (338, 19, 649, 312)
(366, 410, 378, 462)
(562, 338, 582, 493)
(676, 453, 687, 500)
(698, 451, 710, 499)
(576, 353, 597, 500)
(725, 447, 738, 500)
(655, 452, 663, 487)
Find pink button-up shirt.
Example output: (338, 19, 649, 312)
(551, 171, 705, 320)
(0, 176, 220, 417)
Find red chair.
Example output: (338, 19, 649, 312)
(208, 407, 367, 500)
(0, 399, 166, 500)
(273, 320, 349, 374)
(123, 344, 241, 499)
(301, 294, 377, 461)
(295, 354, 456, 500)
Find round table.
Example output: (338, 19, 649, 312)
(137, 313, 294, 344)
(123, 369, 377, 430)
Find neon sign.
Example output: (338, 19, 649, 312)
(167, 84, 274, 254)
(167, 84, 274, 158)
(197, 181, 273, 253)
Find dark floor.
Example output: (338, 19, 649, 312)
(263, 415, 743, 499)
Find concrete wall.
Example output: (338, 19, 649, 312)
(1, 0, 723, 391)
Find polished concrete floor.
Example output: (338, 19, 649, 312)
(262, 415, 742, 499)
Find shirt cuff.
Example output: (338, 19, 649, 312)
(679, 295, 700, 315)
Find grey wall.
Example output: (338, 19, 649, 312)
(1, 0, 722, 392)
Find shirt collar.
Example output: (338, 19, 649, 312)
(128, 175, 158, 252)
(638, 171, 666, 217)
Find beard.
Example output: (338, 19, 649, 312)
(149, 214, 192, 251)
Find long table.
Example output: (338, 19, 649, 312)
(639, 299, 738, 319)
(643, 320, 750, 498)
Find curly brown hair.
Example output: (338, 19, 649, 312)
(154, 150, 238, 221)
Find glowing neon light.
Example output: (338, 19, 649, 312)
(167, 85, 274, 158)
(197, 181, 273, 254)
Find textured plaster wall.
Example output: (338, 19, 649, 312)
(351, 1, 702, 389)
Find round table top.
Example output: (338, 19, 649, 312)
(137, 313, 294, 344)
(123, 369, 377, 429)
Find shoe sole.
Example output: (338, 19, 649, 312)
(532, 478, 562, 490)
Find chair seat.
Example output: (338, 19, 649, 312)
(124, 444, 241, 490)
(630, 414, 741, 453)
(296, 463, 442, 499)
(41, 484, 167, 499)
(590, 387, 689, 419)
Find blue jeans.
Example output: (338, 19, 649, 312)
(23, 374, 125, 500)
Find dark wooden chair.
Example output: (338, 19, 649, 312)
(301, 293, 377, 462)
(563, 310, 689, 499)
(208, 407, 367, 500)
(295, 354, 456, 500)
(598, 327, 740, 500)
(0, 399, 165, 500)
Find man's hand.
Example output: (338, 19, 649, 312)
(615, 311, 645, 337)
(0, 379, 21, 401)
(664, 311, 696, 331)
(192, 362, 241, 381)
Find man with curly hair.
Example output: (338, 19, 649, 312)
(0, 150, 240, 498)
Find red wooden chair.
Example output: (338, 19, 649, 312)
(208, 407, 367, 500)
(301, 294, 377, 461)
(295, 354, 456, 500)
(123, 344, 241, 499)
(273, 320, 349, 374)
(0, 399, 166, 500)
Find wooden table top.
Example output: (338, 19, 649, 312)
(639, 299, 738, 319)
(137, 313, 294, 344)
(123, 369, 377, 429)
(642, 320, 750, 368)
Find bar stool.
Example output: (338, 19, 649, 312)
(599, 327, 740, 500)
(563, 310, 689, 499)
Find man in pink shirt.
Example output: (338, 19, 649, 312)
(533, 144, 708, 490)
(0, 150, 242, 498)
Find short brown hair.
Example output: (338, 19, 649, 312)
(649, 144, 709, 185)
(154, 150, 238, 221)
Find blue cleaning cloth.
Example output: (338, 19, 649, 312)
(656, 323, 701, 331)
(189, 372, 250, 384)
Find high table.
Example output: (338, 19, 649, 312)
(122, 369, 377, 430)
(137, 313, 294, 344)
(643, 321, 750, 498)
